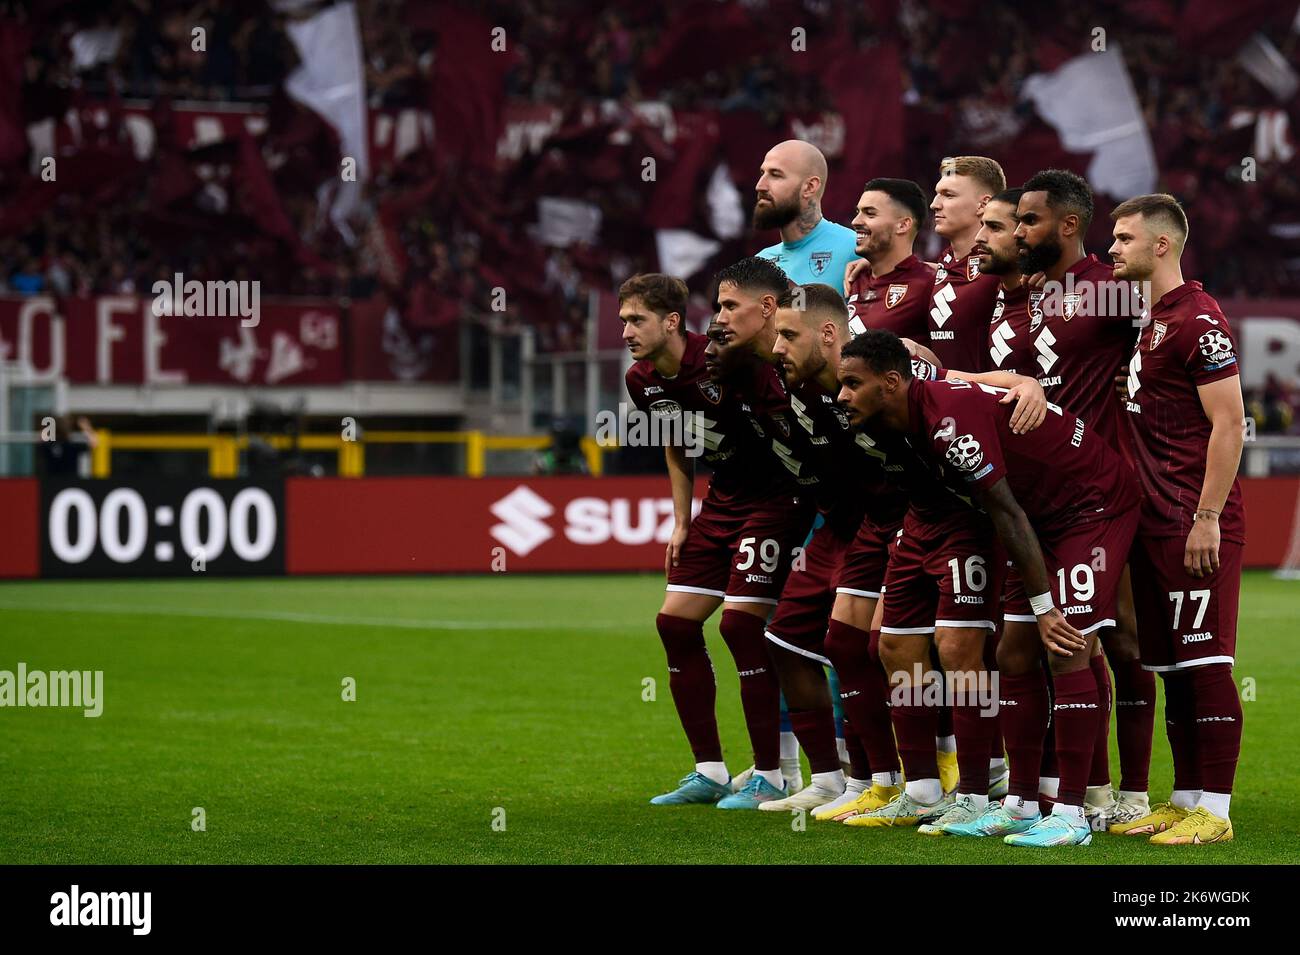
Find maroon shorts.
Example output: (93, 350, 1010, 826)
(666, 490, 815, 607)
(880, 510, 1001, 636)
(1130, 534, 1242, 672)
(764, 521, 855, 664)
(1000, 509, 1138, 635)
(834, 513, 903, 600)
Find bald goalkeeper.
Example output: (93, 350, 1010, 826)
(754, 139, 861, 286)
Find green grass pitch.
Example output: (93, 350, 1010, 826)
(0, 572, 1294, 864)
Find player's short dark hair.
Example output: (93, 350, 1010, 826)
(840, 328, 912, 379)
(619, 273, 689, 337)
(713, 256, 791, 298)
(862, 177, 928, 233)
(1022, 169, 1094, 231)
(1110, 193, 1189, 246)
(990, 187, 1025, 210)
(776, 283, 849, 331)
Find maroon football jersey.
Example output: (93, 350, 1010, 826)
(907, 376, 1139, 527)
(789, 376, 909, 531)
(1123, 281, 1245, 544)
(625, 331, 792, 503)
(987, 283, 1040, 378)
(845, 254, 935, 342)
(1028, 254, 1136, 452)
(927, 246, 1001, 373)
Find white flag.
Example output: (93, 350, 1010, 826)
(279, 1, 368, 242)
(1021, 46, 1157, 200)
(656, 230, 721, 279)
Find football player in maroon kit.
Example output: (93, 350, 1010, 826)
(755, 283, 911, 816)
(1107, 194, 1245, 844)
(843, 178, 936, 341)
(977, 189, 1037, 379)
(708, 257, 864, 808)
(620, 273, 814, 806)
(838, 329, 1140, 846)
(1013, 169, 1155, 830)
(927, 156, 1006, 372)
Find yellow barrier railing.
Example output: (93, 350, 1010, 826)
(90, 430, 608, 478)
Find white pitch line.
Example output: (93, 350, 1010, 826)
(0, 603, 628, 631)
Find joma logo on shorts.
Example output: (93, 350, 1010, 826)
(1054, 702, 1099, 710)
(953, 595, 984, 605)
(744, 573, 772, 584)
(1063, 604, 1094, 615)
(1182, 631, 1213, 644)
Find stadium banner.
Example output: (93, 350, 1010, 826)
(37, 479, 285, 578)
(285, 475, 710, 574)
(1, 475, 1297, 578)
(0, 294, 453, 385)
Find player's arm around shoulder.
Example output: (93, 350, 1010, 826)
(942, 367, 1048, 434)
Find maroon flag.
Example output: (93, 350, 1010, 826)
(426, 1, 518, 169)
(0, 20, 30, 169)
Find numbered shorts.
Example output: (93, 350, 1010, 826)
(835, 513, 904, 600)
(1001, 508, 1139, 635)
(764, 521, 856, 664)
(880, 512, 1001, 635)
(1129, 534, 1241, 672)
(667, 492, 815, 606)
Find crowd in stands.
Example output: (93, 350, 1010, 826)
(2, 0, 1298, 423)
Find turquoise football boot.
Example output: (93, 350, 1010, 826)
(1004, 810, 1093, 847)
(944, 801, 1041, 837)
(716, 774, 786, 809)
(649, 772, 732, 806)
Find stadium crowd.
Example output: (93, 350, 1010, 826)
(0, 1, 1298, 410)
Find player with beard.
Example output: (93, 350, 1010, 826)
(751, 149, 859, 768)
(926, 156, 1005, 372)
(1007, 169, 1154, 832)
(747, 283, 913, 815)
(1107, 194, 1245, 844)
(839, 330, 1140, 846)
(621, 274, 815, 806)
(754, 140, 860, 286)
(843, 178, 936, 341)
(977, 189, 1038, 379)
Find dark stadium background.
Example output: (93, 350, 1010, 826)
(2, 0, 1299, 576)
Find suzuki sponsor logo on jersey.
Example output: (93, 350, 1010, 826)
(810, 251, 832, 276)
(489, 484, 705, 555)
(886, 284, 908, 308)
